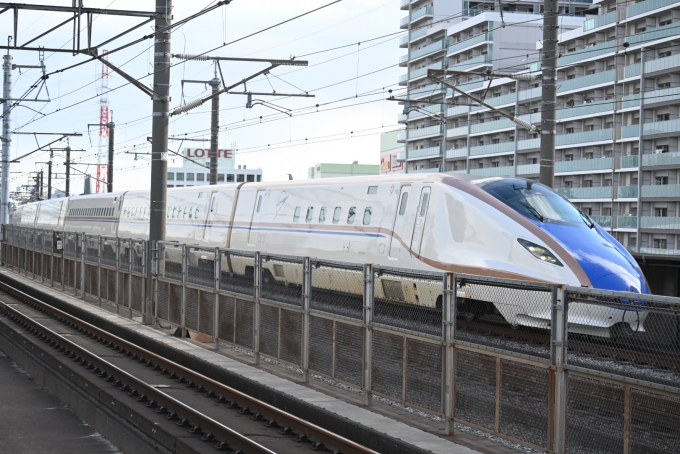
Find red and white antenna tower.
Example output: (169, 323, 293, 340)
(97, 51, 110, 193)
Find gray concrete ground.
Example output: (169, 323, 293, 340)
(0, 348, 120, 454)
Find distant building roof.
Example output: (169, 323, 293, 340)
(308, 163, 380, 179)
(380, 129, 405, 152)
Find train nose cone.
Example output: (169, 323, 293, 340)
(590, 272, 643, 293)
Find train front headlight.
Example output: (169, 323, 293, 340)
(517, 238, 563, 266)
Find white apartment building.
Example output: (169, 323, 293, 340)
(167, 148, 262, 187)
(395, 0, 680, 291)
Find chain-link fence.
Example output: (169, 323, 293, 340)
(2, 226, 680, 454)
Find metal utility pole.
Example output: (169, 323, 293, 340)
(108, 121, 114, 192)
(209, 72, 220, 185)
(147, 0, 173, 324)
(65, 145, 71, 196)
(1, 49, 11, 224)
(47, 156, 52, 199)
(38, 170, 43, 200)
(540, 0, 560, 188)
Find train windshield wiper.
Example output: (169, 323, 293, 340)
(519, 202, 544, 222)
(579, 210, 595, 229)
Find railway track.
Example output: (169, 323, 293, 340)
(0, 279, 377, 454)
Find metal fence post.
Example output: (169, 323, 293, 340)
(253, 251, 261, 365)
(363, 263, 374, 406)
(181, 244, 187, 337)
(444, 272, 456, 435)
(214, 247, 220, 350)
(81, 234, 86, 301)
(115, 238, 120, 314)
(128, 239, 133, 319)
(552, 284, 567, 454)
(97, 235, 102, 306)
(301, 257, 311, 383)
(60, 233, 65, 291)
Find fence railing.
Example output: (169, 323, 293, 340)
(1, 224, 679, 454)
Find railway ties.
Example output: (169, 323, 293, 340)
(0, 284, 375, 454)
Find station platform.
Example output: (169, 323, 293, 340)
(0, 348, 121, 454)
(0, 269, 521, 454)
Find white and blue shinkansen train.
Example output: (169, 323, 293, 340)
(10, 173, 649, 338)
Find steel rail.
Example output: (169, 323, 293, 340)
(0, 280, 377, 454)
(0, 299, 275, 454)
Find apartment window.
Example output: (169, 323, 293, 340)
(565, 154, 573, 161)
(585, 153, 594, 159)
(491, 161, 499, 167)
(492, 116, 500, 121)
(492, 139, 500, 144)
(564, 181, 573, 188)
(567, 74, 576, 80)
(508, 159, 514, 165)
(604, 179, 612, 187)
(218, 174, 225, 182)
(167, 172, 174, 180)
(658, 82, 671, 88)
(587, 70, 595, 75)
(654, 207, 668, 217)
(582, 207, 592, 215)
(176, 173, 184, 181)
(567, 47, 576, 53)
(584, 98, 594, 104)
(186, 173, 194, 181)
(603, 207, 612, 216)
(197, 173, 205, 181)
(565, 127, 575, 134)
(583, 180, 593, 187)
(531, 158, 538, 164)
(585, 125, 595, 131)
(636, 27, 646, 34)
(659, 19, 672, 26)
(656, 145, 669, 153)
(227, 174, 234, 182)
(656, 114, 670, 121)
(257, 175, 262, 182)
(653, 238, 667, 249)
(247, 175, 255, 182)
(237, 174, 245, 182)
(655, 176, 669, 185)
(478, 163, 484, 169)
(658, 52, 671, 58)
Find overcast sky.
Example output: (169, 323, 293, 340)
(2, 0, 405, 194)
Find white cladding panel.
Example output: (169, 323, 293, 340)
(35, 200, 64, 228)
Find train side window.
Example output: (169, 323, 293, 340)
(305, 207, 314, 223)
(195, 207, 200, 219)
(319, 206, 327, 223)
(419, 194, 429, 216)
(256, 195, 263, 213)
(184, 207, 189, 219)
(332, 207, 341, 224)
(398, 192, 409, 215)
(363, 207, 372, 225)
(347, 206, 356, 224)
(293, 206, 301, 222)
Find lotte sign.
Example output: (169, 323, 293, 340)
(185, 148, 233, 159)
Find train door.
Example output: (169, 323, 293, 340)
(202, 192, 219, 242)
(388, 185, 415, 259)
(247, 190, 266, 246)
(410, 187, 431, 258)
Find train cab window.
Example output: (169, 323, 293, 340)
(256, 195, 263, 213)
(419, 194, 429, 216)
(332, 207, 341, 224)
(347, 207, 357, 224)
(293, 207, 301, 222)
(319, 207, 327, 223)
(398, 192, 409, 215)
(363, 207, 372, 225)
(305, 207, 314, 223)
(367, 186, 378, 194)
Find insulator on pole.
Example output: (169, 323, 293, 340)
(511, 72, 542, 81)
(513, 116, 537, 132)
(171, 98, 206, 116)
(172, 53, 209, 61)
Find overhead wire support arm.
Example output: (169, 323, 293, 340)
(428, 70, 536, 133)
(94, 56, 155, 98)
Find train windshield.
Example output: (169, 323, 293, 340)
(474, 178, 584, 224)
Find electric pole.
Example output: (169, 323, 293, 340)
(147, 0, 173, 324)
(540, 0, 559, 188)
(209, 72, 220, 185)
(65, 145, 71, 196)
(108, 121, 114, 192)
(47, 157, 52, 199)
(1, 49, 11, 224)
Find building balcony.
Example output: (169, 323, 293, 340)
(399, 61, 444, 84)
(621, 124, 640, 139)
(617, 216, 638, 229)
(517, 138, 540, 150)
(558, 41, 615, 66)
(518, 86, 541, 101)
(643, 118, 680, 136)
(557, 186, 612, 199)
(409, 167, 442, 173)
(471, 92, 517, 112)
(447, 32, 492, 56)
(448, 54, 492, 72)
(406, 82, 443, 100)
(397, 124, 443, 142)
(582, 11, 616, 32)
(516, 163, 539, 175)
(400, 6, 433, 28)
(617, 185, 639, 199)
(470, 117, 514, 135)
(446, 104, 471, 117)
(637, 247, 680, 256)
(469, 140, 514, 156)
(643, 86, 680, 106)
(446, 148, 468, 159)
(446, 125, 468, 138)
(627, 0, 680, 18)
(405, 145, 442, 161)
(469, 165, 515, 177)
(620, 155, 639, 169)
(397, 103, 443, 122)
(400, 0, 411, 11)
(622, 94, 640, 109)
(557, 100, 614, 120)
(556, 157, 612, 173)
(558, 70, 615, 94)
(641, 216, 680, 230)
(626, 22, 678, 47)
(402, 39, 446, 65)
(644, 54, 680, 75)
(399, 27, 427, 47)
(590, 215, 612, 228)
(641, 184, 680, 198)
(446, 79, 486, 97)
(556, 128, 613, 147)
(624, 63, 641, 79)
(642, 151, 680, 167)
